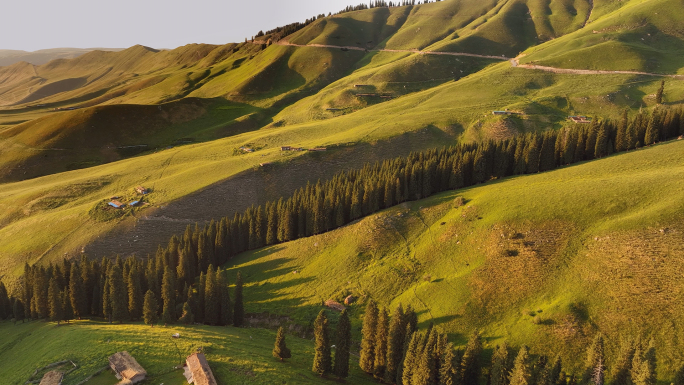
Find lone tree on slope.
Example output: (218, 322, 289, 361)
(273, 326, 292, 362)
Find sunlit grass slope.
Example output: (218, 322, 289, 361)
(520, 0, 684, 73)
(227, 140, 684, 377)
(0, 320, 375, 385)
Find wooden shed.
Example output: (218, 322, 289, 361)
(135, 186, 148, 195)
(183, 352, 218, 385)
(108, 351, 147, 385)
(39, 371, 63, 385)
(325, 299, 346, 312)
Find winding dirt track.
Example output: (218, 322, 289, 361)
(274, 40, 684, 79)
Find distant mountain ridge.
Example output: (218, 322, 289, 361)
(0, 47, 124, 66)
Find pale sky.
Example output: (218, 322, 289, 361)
(1, 0, 356, 51)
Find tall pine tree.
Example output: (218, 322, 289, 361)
(373, 307, 390, 380)
(360, 300, 379, 373)
(312, 309, 332, 376)
(161, 266, 176, 325)
(233, 271, 244, 327)
(143, 289, 159, 326)
(334, 309, 352, 379)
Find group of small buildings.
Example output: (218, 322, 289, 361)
(568, 115, 592, 123)
(280, 146, 327, 152)
(107, 186, 148, 209)
(103, 351, 217, 385)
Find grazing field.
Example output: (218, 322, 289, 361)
(0, 319, 375, 385)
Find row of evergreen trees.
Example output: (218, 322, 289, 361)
(357, 300, 676, 385)
(0, 252, 245, 328)
(148, 107, 684, 286)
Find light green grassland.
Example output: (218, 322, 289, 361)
(0, 320, 375, 385)
(225, 140, 684, 378)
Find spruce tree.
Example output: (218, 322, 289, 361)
(312, 309, 332, 376)
(615, 110, 629, 152)
(491, 342, 512, 385)
(102, 275, 111, 322)
(594, 123, 609, 158)
(386, 304, 406, 383)
(69, 263, 87, 319)
(360, 300, 379, 373)
(197, 272, 206, 323)
(62, 289, 73, 323)
(233, 271, 244, 327)
(440, 343, 459, 385)
(204, 265, 218, 325)
(187, 289, 199, 323)
(524, 136, 541, 174)
(510, 346, 532, 385)
(644, 112, 660, 145)
(373, 307, 390, 380)
(109, 265, 127, 323)
(655, 80, 665, 104)
(273, 326, 292, 361)
(127, 267, 142, 321)
(143, 289, 159, 326)
(217, 268, 233, 326)
(414, 327, 438, 385)
(48, 278, 64, 324)
(334, 309, 352, 378)
(161, 266, 176, 325)
(461, 332, 483, 385)
(397, 325, 415, 385)
(403, 332, 423, 385)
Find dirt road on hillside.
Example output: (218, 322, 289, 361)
(275, 40, 511, 61)
(265, 40, 683, 79)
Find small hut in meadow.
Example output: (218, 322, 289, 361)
(39, 371, 63, 385)
(325, 299, 346, 312)
(108, 351, 147, 385)
(183, 352, 218, 385)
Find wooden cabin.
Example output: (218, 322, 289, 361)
(39, 371, 63, 385)
(109, 351, 147, 385)
(183, 352, 218, 385)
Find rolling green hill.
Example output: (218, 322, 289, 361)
(225, 139, 684, 378)
(1, 0, 683, 184)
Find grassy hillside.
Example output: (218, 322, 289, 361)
(520, 0, 684, 73)
(224, 139, 684, 377)
(0, 319, 375, 385)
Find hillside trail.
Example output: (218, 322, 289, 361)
(274, 40, 511, 60)
(265, 40, 683, 79)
